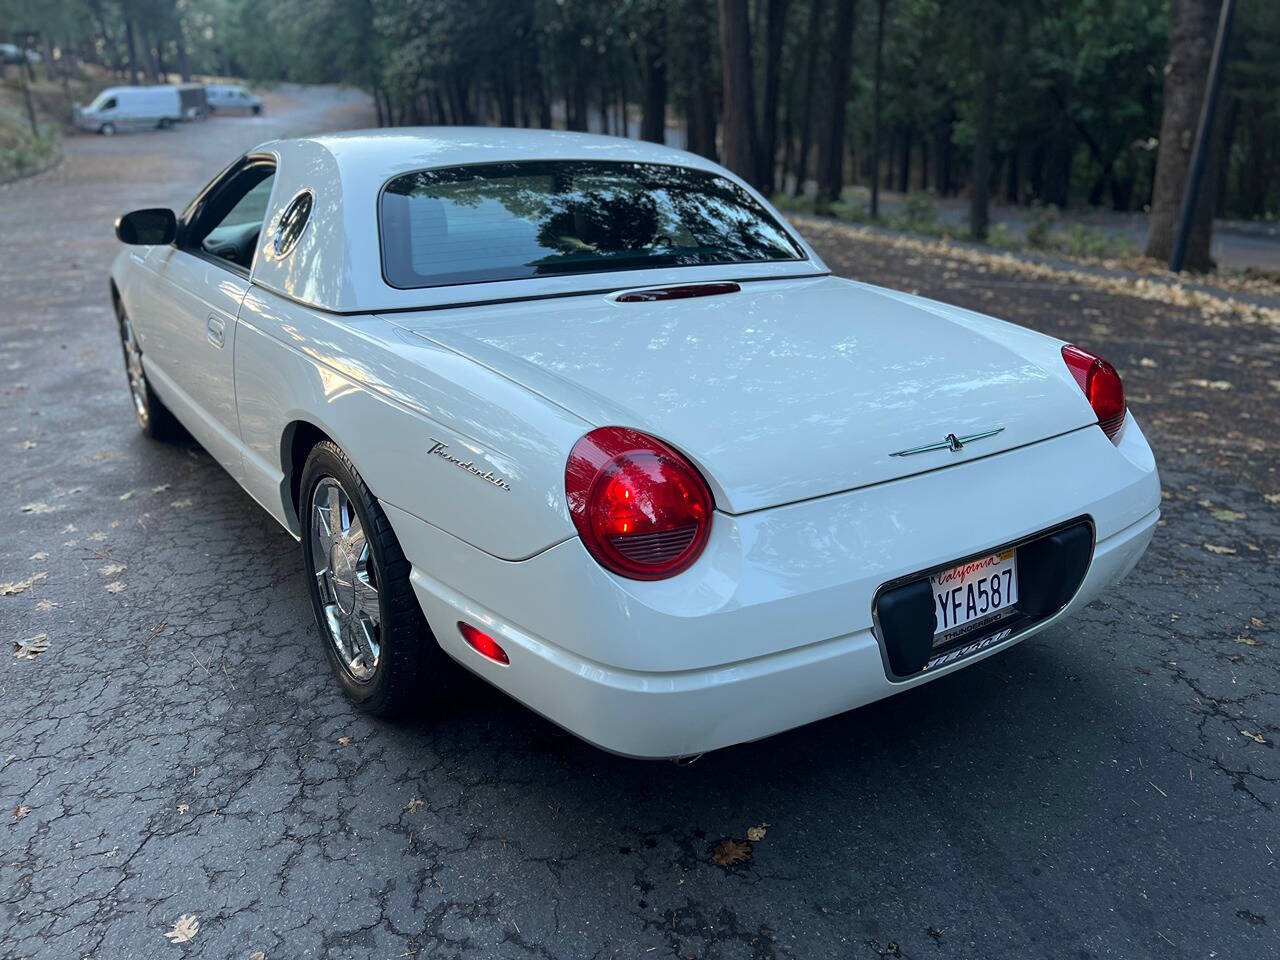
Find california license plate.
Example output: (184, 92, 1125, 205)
(931, 549, 1018, 640)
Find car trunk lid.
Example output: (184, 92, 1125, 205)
(381, 275, 1095, 514)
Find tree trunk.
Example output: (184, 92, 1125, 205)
(792, 0, 825, 196)
(897, 126, 911, 193)
(718, 0, 758, 185)
(1214, 94, 1239, 217)
(122, 10, 143, 85)
(174, 17, 192, 82)
(638, 9, 667, 143)
(568, 68, 589, 131)
(757, 0, 789, 193)
(1145, 0, 1221, 269)
(968, 16, 1006, 240)
(816, 0, 856, 205)
(870, 0, 885, 214)
(676, 0, 716, 158)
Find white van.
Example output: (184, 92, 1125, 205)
(204, 84, 263, 115)
(75, 86, 184, 135)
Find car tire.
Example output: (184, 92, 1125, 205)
(300, 441, 455, 716)
(115, 300, 183, 441)
(100, 122, 115, 136)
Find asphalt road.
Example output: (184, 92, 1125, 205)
(2, 88, 1277, 960)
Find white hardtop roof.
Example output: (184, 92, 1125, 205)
(247, 128, 826, 314)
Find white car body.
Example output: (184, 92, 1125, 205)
(76, 86, 183, 134)
(205, 84, 263, 113)
(109, 129, 1160, 757)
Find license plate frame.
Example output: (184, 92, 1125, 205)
(930, 548, 1018, 642)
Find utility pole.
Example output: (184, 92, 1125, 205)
(1169, 0, 1236, 273)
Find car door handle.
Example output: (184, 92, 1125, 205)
(206, 315, 225, 348)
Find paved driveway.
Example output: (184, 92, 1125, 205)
(1, 89, 1277, 960)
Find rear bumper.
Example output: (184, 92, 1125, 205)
(388, 417, 1160, 758)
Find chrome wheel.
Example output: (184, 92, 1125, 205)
(309, 477, 381, 683)
(119, 311, 149, 428)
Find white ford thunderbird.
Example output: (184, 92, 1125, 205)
(110, 129, 1160, 757)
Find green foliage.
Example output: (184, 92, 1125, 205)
(1053, 223, 1137, 260)
(1025, 205, 1059, 248)
(986, 223, 1020, 250)
(3, 0, 1277, 220)
(830, 185, 871, 222)
(0, 119, 60, 182)
(769, 192, 815, 214)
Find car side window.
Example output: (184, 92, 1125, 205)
(101, 97, 116, 110)
(183, 163, 276, 273)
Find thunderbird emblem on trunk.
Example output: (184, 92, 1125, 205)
(890, 427, 1005, 458)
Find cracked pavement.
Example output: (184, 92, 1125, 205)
(1, 88, 1277, 960)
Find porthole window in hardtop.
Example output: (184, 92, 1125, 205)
(274, 190, 313, 257)
(379, 160, 806, 289)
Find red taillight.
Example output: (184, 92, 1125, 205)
(458, 622, 509, 665)
(1062, 344, 1126, 442)
(566, 427, 713, 580)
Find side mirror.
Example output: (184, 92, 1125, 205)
(115, 208, 177, 246)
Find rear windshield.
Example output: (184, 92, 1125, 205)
(379, 160, 805, 289)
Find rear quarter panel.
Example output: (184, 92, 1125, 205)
(233, 287, 589, 559)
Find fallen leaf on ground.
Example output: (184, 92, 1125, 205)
(746, 824, 768, 841)
(13, 805, 31, 820)
(29, 552, 47, 561)
(163, 914, 199, 944)
(176, 803, 189, 814)
(98, 562, 127, 576)
(19, 502, 53, 514)
(88, 531, 107, 542)
(1251, 617, 1265, 628)
(1241, 730, 1267, 745)
(1, 572, 48, 596)
(710, 838, 753, 867)
(13, 634, 49, 660)
(249, 952, 266, 960)
(337, 736, 353, 747)
(1210, 508, 1246, 523)
(105, 581, 126, 593)
(1236, 636, 1262, 647)
(1266, 494, 1280, 504)
(170, 498, 193, 508)
(35, 599, 57, 612)
(1186, 379, 1232, 391)
(19, 440, 37, 449)
(90, 450, 109, 461)
(151, 484, 171, 493)
(406, 797, 422, 812)
(1204, 544, 1236, 555)
(118, 490, 135, 501)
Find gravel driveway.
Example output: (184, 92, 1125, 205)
(1, 88, 1277, 960)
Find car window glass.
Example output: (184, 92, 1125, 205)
(380, 160, 805, 289)
(273, 191, 313, 257)
(101, 97, 116, 110)
(188, 167, 275, 272)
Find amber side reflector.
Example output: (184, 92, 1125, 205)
(615, 282, 741, 302)
(458, 622, 510, 665)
